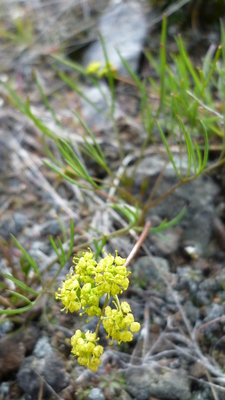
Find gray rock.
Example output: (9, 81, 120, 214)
(191, 387, 213, 399)
(129, 154, 220, 256)
(204, 303, 225, 323)
(13, 212, 28, 232)
(0, 213, 27, 239)
(124, 365, 191, 400)
(0, 325, 39, 382)
(83, 1, 147, 77)
(40, 220, 62, 237)
(33, 337, 53, 358)
(80, 82, 113, 130)
(193, 290, 211, 306)
(17, 351, 69, 399)
(88, 388, 105, 400)
(130, 255, 169, 290)
(0, 382, 10, 398)
(200, 271, 225, 293)
(118, 389, 132, 400)
(184, 301, 200, 325)
(149, 227, 181, 256)
(176, 266, 202, 293)
(0, 320, 14, 337)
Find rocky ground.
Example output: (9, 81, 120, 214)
(1, 1, 225, 399)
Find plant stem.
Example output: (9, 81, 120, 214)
(125, 220, 151, 268)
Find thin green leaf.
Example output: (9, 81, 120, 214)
(159, 16, 167, 112)
(81, 138, 110, 174)
(1, 271, 39, 295)
(42, 160, 92, 189)
(8, 290, 33, 305)
(99, 33, 115, 114)
(147, 206, 187, 233)
(176, 36, 201, 92)
(58, 139, 98, 188)
(49, 236, 60, 260)
(144, 51, 160, 74)
(116, 50, 143, 90)
(203, 45, 221, 89)
(33, 69, 60, 125)
(156, 121, 181, 178)
(177, 115, 197, 175)
(52, 54, 88, 75)
(11, 235, 44, 287)
(198, 119, 209, 170)
(194, 141, 202, 173)
(1, 81, 26, 112)
(112, 203, 138, 226)
(73, 110, 106, 163)
(66, 219, 74, 262)
(0, 303, 34, 315)
(42, 135, 62, 168)
(57, 70, 106, 115)
(58, 238, 65, 265)
(93, 236, 107, 259)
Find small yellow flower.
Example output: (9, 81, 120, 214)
(121, 302, 131, 314)
(55, 273, 81, 313)
(98, 62, 117, 78)
(56, 249, 141, 372)
(86, 61, 101, 75)
(71, 330, 103, 372)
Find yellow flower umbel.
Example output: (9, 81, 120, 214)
(86, 61, 101, 75)
(55, 250, 140, 372)
(103, 302, 140, 344)
(55, 273, 81, 313)
(86, 61, 117, 78)
(71, 330, 103, 372)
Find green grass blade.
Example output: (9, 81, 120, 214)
(73, 110, 106, 162)
(57, 70, 106, 115)
(112, 203, 138, 226)
(176, 35, 201, 92)
(99, 33, 116, 111)
(49, 236, 60, 260)
(144, 51, 160, 74)
(66, 219, 74, 262)
(52, 54, 88, 75)
(1, 271, 39, 295)
(56, 140, 86, 177)
(58, 238, 66, 265)
(58, 139, 98, 188)
(159, 16, 167, 113)
(0, 304, 34, 315)
(156, 121, 181, 178)
(194, 141, 202, 173)
(42, 135, 63, 168)
(1, 81, 26, 112)
(93, 236, 107, 259)
(7, 290, 33, 304)
(116, 50, 143, 91)
(42, 160, 92, 189)
(198, 119, 209, 170)
(11, 235, 44, 287)
(33, 69, 60, 125)
(177, 115, 197, 175)
(148, 206, 187, 233)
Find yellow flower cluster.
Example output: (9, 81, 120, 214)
(86, 61, 117, 78)
(55, 250, 141, 372)
(71, 330, 103, 372)
(103, 302, 140, 344)
(56, 250, 130, 314)
(55, 273, 81, 313)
